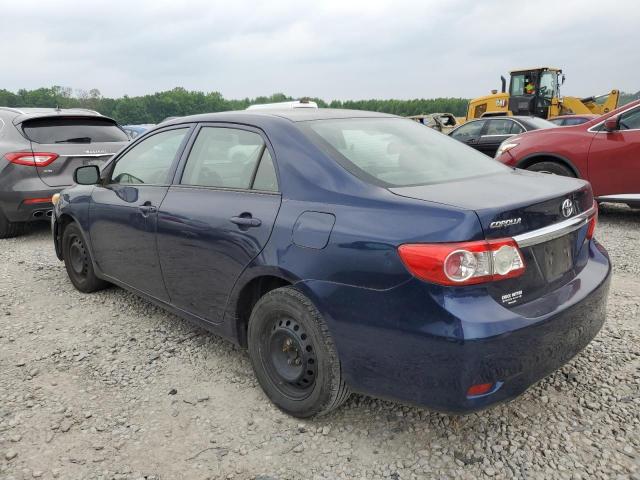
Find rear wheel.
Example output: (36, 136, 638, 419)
(527, 161, 574, 177)
(0, 210, 27, 239)
(248, 287, 350, 417)
(62, 223, 109, 293)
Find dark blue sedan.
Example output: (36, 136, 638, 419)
(51, 109, 610, 418)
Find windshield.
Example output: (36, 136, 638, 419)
(539, 71, 558, 99)
(22, 117, 129, 144)
(301, 118, 507, 187)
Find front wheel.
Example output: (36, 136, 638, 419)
(248, 287, 350, 417)
(526, 161, 574, 177)
(62, 223, 109, 293)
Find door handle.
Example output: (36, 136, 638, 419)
(138, 203, 157, 216)
(230, 215, 261, 228)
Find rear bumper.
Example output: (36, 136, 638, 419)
(300, 240, 611, 413)
(0, 172, 63, 222)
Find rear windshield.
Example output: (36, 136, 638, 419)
(22, 117, 129, 144)
(300, 118, 507, 187)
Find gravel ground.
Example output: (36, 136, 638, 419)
(0, 203, 638, 480)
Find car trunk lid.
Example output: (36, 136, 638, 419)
(390, 169, 595, 308)
(389, 169, 592, 236)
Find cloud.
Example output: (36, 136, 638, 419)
(0, 0, 637, 100)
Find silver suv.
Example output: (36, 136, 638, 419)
(0, 107, 129, 237)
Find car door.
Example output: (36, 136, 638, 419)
(157, 124, 281, 323)
(89, 126, 193, 301)
(449, 120, 486, 151)
(477, 119, 523, 157)
(587, 105, 640, 197)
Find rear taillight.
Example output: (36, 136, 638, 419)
(5, 152, 59, 167)
(586, 203, 598, 240)
(398, 238, 525, 286)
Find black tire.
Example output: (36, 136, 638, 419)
(526, 161, 575, 177)
(247, 286, 350, 418)
(62, 223, 109, 293)
(0, 210, 27, 239)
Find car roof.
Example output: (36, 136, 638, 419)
(162, 108, 398, 126)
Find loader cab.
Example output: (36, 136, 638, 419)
(508, 67, 561, 119)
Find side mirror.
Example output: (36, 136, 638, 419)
(603, 117, 619, 132)
(74, 165, 100, 185)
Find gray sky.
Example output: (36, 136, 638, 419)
(1, 0, 638, 100)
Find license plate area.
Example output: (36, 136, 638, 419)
(532, 234, 575, 282)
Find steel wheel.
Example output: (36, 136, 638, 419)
(62, 223, 109, 293)
(263, 316, 317, 400)
(68, 235, 89, 278)
(248, 286, 350, 417)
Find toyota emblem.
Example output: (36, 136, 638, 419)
(561, 199, 574, 218)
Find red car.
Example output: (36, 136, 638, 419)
(495, 100, 640, 208)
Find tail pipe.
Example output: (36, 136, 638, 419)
(32, 210, 53, 219)
(500, 76, 506, 93)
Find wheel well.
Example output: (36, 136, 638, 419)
(56, 214, 76, 259)
(517, 155, 579, 177)
(235, 275, 291, 347)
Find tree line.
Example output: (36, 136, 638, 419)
(0, 87, 470, 124)
(0, 86, 637, 125)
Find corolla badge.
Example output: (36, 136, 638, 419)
(85, 149, 107, 154)
(490, 218, 522, 229)
(561, 199, 574, 218)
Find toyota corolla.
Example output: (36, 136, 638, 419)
(51, 109, 610, 418)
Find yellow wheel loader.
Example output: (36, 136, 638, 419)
(464, 67, 619, 122)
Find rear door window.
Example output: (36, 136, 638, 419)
(510, 122, 525, 133)
(181, 127, 266, 189)
(450, 121, 485, 140)
(22, 117, 129, 144)
(484, 119, 515, 135)
(252, 150, 279, 192)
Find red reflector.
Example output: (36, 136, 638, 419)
(23, 197, 53, 205)
(467, 383, 494, 397)
(5, 152, 59, 167)
(586, 202, 598, 240)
